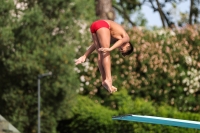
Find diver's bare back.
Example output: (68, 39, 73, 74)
(105, 20, 129, 40)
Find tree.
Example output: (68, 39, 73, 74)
(142, 0, 200, 27)
(95, 0, 115, 20)
(189, 0, 200, 24)
(114, 0, 199, 28)
(112, 0, 147, 27)
(0, 0, 94, 132)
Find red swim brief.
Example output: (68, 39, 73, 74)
(90, 20, 110, 33)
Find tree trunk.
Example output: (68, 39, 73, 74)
(155, 0, 166, 28)
(95, 0, 115, 20)
(189, 0, 194, 24)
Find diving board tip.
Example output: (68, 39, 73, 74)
(112, 114, 200, 129)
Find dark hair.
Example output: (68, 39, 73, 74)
(122, 42, 134, 57)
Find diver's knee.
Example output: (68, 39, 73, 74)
(102, 51, 110, 56)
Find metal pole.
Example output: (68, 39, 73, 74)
(37, 78, 41, 133)
(37, 72, 52, 133)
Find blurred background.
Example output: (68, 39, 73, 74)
(0, 0, 200, 133)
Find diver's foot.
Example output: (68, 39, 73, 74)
(112, 86, 117, 93)
(102, 80, 112, 93)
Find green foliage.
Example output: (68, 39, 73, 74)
(0, 0, 15, 53)
(57, 95, 117, 133)
(0, 0, 95, 133)
(60, 90, 200, 133)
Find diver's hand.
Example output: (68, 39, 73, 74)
(75, 55, 86, 65)
(98, 48, 111, 52)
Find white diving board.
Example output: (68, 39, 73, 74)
(112, 114, 200, 129)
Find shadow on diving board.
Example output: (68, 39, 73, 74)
(112, 114, 200, 130)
